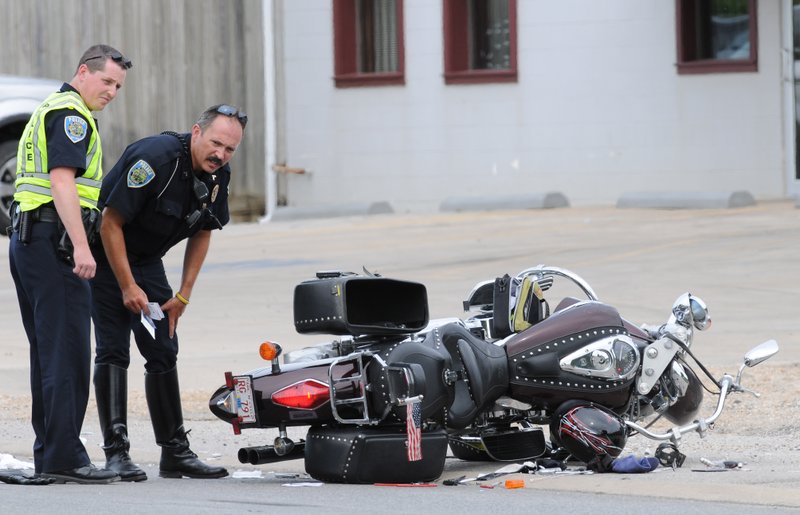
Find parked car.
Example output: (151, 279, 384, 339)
(0, 74, 61, 233)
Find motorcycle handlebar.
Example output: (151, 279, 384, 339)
(626, 375, 736, 443)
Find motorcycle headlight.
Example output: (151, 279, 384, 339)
(671, 293, 711, 331)
(689, 296, 711, 331)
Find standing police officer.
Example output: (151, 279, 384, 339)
(91, 105, 245, 480)
(8, 44, 131, 484)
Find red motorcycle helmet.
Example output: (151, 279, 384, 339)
(550, 400, 628, 471)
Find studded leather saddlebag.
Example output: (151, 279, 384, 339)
(304, 425, 447, 484)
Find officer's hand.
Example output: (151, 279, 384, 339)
(161, 297, 187, 339)
(72, 244, 96, 280)
(122, 284, 149, 314)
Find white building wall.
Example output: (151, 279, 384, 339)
(281, 0, 786, 212)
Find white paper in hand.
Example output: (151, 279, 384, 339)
(141, 310, 156, 339)
(147, 302, 164, 320)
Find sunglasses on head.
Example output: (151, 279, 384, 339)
(215, 105, 248, 127)
(83, 51, 133, 70)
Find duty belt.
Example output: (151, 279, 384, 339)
(9, 204, 60, 242)
(29, 205, 60, 223)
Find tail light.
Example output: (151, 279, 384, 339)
(271, 379, 330, 410)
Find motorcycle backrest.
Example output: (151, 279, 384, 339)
(493, 274, 550, 338)
(512, 275, 550, 332)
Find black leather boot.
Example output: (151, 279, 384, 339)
(145, 367, 228, 479)
(94, 363, 147, 482)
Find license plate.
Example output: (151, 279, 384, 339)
(232, 375, 257, 424)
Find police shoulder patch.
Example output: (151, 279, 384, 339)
(64, 115, 88, 143)
(126, 160, 156, 188)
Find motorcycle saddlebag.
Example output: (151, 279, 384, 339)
(304, 425, 447, 484)
(294, 274, 429, 335)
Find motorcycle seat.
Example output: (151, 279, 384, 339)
(380, 340, 451, 420)
(438, 323, 509, 429)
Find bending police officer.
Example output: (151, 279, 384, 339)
(91, 104, 246, 480)
(8, 44, 131, 484)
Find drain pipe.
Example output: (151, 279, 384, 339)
(261, 0, 283, 223)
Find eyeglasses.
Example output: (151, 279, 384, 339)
(83, 51, 133, 70)
(215, 105, 248, 128)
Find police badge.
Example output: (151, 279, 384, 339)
(127, 160, 156, 188)
(210, 184, 220, 203)
(64, 115, 88, 143)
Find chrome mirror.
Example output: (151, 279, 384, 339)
(743, 339, 779, 368)
(736, 339, 779, 385)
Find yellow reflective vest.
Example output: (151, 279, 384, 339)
(14, 90, 102, 212)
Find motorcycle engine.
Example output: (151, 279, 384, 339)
(646, 360, 704, 424)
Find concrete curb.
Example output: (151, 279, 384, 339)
(266, 201, 393, 221)
(439, 192, 570, 212)
(616, 190, 756, 209)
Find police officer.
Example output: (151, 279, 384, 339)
(8, 44, 131, 484)
(91, 105, 246, 480)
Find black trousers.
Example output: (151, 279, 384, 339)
(9, 222, 91, 473)
(91, 254, 179, 373)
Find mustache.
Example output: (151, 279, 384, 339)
(207, 156, 223, 167)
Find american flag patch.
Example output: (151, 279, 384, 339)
(406, 400, 422, 462)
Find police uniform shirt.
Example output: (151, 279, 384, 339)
(44, 83, 94, 177)
(99, 132, 230, 261)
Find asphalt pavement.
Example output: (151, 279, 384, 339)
(0, 202, 798, 511)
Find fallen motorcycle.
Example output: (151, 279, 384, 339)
(209, 265, 778, 483)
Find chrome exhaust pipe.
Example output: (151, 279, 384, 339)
(237, 443, 305, 465)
